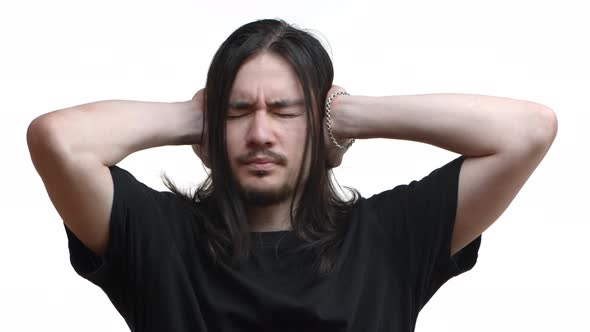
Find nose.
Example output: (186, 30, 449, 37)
(246, 109, 274, 148)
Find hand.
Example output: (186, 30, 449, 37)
(324, 85, 353, 169)
(190, 88, 211, 168)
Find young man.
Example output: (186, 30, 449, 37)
(27, 19, 557, 331)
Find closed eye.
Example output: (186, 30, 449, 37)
(274, 111, 302, 118)
(228, 110, 301, 119)
(227, 109, 250, 119)
(270, 101, 304, 118)
(226, 99, 304, 119)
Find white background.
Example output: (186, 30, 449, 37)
(2, 0, 588, 331)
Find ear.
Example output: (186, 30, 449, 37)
(192, 144, 211, 169)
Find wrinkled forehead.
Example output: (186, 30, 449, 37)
(230, 52, 305, 102)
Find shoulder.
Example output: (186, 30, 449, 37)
(109, 165, 205, 242)
(348, 184, 410, 241)
(358, 184, 410, 215)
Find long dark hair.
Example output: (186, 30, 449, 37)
(162, 18, 359, 275)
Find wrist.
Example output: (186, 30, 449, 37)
(171, 100, 204, 145)
(329, 94, 370, 140)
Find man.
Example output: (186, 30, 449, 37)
(27, 19, 557, 331)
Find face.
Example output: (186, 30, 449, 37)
(226, 52, 310, 207)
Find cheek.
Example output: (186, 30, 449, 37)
(225, 121, 242, 147)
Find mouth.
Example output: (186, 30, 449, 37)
(244, 160, 278, 171)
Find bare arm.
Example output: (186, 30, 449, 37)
(329, 91, 557, 255)
(30, 99, 203, 165)
(27, 95, 203, 255)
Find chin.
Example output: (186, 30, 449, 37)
(238, 181, 294, 206)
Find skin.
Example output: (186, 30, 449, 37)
(194, 53, 558, 255)
(327, 92, 557, 255)
(194, 52, 348, 232)
(226, 52, 309, 231)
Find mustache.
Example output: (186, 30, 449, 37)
(237, 149, 287, 165)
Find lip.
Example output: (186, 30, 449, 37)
(244, 160, 277, 170)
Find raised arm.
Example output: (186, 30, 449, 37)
(327, 89, 558, 256)
(27, 92, 204, 255)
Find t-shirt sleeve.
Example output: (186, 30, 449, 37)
(367, 155, 481, 309)
(63, 165, 171, 317)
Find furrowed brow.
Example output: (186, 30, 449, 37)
(228, 101, 253, 109)
(228, 99, 304, 109)
(268, 99, 304, 108)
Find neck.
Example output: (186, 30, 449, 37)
(246, 200, 296, 232)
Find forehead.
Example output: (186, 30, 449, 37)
(230, 52, 303, 99)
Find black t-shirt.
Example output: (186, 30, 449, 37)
(64, 155, 481, 331)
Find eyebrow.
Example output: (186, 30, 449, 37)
(228, 99, 304, 109)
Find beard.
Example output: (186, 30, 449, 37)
(237, 173, 295, 207)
